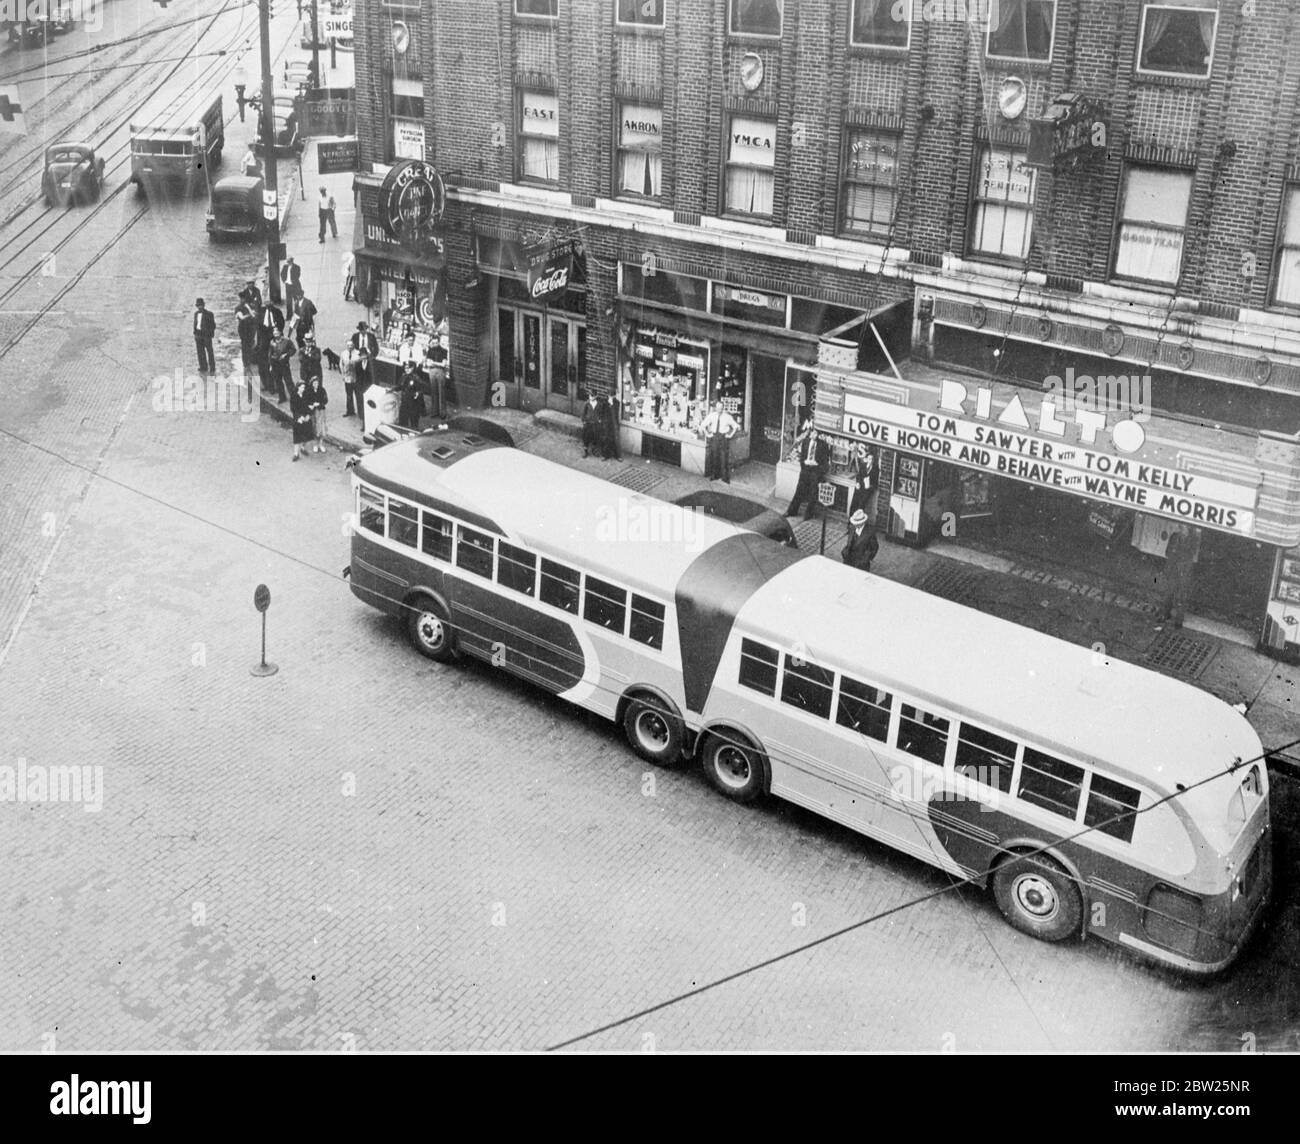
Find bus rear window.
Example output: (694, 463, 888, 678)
(358, 486, 384, 534)
(456, 526, 495, 578)
(1018, 748, 1084, 819)
(738, 639, 778, 696)
(836, 675, 891, 742)
(422, 512, 453, 561)
(629, 594, 665, 650)
(584, 576, 627, 632)
(1084, 773, 1141, 843)
(898, 705, 949, 767)
(497, 542, 537, 596)
(781, 655, 833, 719)
(388, 499, 418, 548)
(956, 722, 1016, 792)
(539, 559, 579, 613)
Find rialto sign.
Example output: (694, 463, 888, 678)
(839, 382, 1259, 535)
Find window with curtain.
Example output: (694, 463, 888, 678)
(389, 76, 425, 162)
(518, 90, 559, 184)
(1273, 187, 1300, 308)
(617, 103, 662, 199)
(730, 0, 783, 38)
(725, 115, 776, 217)
(617, 0, 664, 27)
(1138, 5, 1217, 77)
(851, 0, 909, 48)
(986, 0, 1055, 62)
(514, 0, 557, 17)
(841, 129, 899, 236)
(1113, 166, 1192, 285)
(969, 146, 1036, 260)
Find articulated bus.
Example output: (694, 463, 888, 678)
(128, 89, 224, 198)
(347, 430, 1273, 974)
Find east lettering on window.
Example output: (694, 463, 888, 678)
(730, 0, 782, 38)
(617, 0, 664, 27)
(518, 90, 559, 184)
(851, 0, 909, 49)
(987, 0, 1056, 63)
(1137, 4, 1217, 78)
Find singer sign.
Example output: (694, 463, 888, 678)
(527, 240, 575, 302)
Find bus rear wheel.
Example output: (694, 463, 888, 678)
(702, 730, 766, 804)
(405, 597, 455, 663)
(623, 697, 683, 766)
(992, 852, 1082, 943)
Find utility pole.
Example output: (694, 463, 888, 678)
(260, 0, 283, 305)
(310, 0, 321, 90)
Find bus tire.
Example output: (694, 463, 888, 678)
(701, 729, 766, 804)
(991, 852, 1082, 943)
(405, 596, 456, 663)
(623, 696, 683, 767)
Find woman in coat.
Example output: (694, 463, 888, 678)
(307, 374, 329, 454)
(848, 442, 878, 521)
(289, 379, 314, 461)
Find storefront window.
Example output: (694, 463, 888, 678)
(725, 115, 776, 218)
(711, 284, 787, 327)
(621, 327, 710, 440)
(620, 262, 709, 311)
(970, 146, 1036, 261)
(518, 90, 559, 184)
(1137, 5, 1216, 78)
(842, 129, 899, 237)
(851, 0, 908, 49)
(986, 0, 1055, 62)
(617, 103, 662, 199)
(1113, 166, 1192, 286)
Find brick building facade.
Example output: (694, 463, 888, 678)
(349, 0, 1300, 658)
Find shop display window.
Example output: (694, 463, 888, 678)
(621, 327, 711, 440)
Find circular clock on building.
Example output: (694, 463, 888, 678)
(998, 77, 1028, 120)
(392, 20, 410, 55)
(740, 52, 764, 92)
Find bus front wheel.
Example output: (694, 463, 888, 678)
(702, 730, 766, 804)
(623, 697, 683, 766)
(405, 598, 456, 663)
(992, 852, 1082, 943)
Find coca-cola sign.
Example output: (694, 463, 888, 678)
(527, 240, 575, 302)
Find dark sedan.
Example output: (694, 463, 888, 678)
(672, 489, 798, 548)
(42, 143, 105, 207)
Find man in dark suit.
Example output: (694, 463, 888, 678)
(193, 298, 216, 374)
(580, 393, 600, 458)
(841, 509, 879, 573)
(280, 256, 303, 309)
(239, 279, 263, 310)
(785, 419, 830, 521)
(293, 294, 317, 349)
(349, 321, 379, 361)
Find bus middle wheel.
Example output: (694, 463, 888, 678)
(991, 852, 1082, 943)
(622, 696, 683, 766)
(702, 730, 765, 804)
(405, 597, 456, 663)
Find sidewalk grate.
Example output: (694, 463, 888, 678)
(916, 563, 984, 604)
(1145, 630, 1218, 679)
(608, 466, 664, 494)
(793, 518, 845, 555)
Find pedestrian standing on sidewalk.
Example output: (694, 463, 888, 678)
(580, 393, 599, 458)
(343, 348, 362, 417)
(715, 400, 738, 483)
(318, 186, 338, 242)
(308, 371, 329, 454)
(349, 320, 378, 361)
(841, 510, 879, 573)
(289, 379, 313, 461)
(1156, 524, 1199, 627)
(786, 419, 830, 521)
(240, 147, 260, 179)
(235, 295, 258, 379)
(281, 256, 303, 309)
(848, 442, 878, 521)
(398, 361, 423, 430)
(342, 250, 356, 301)
(294, 294, 317, 349)
(701, 401, 721, 479)
(240, 278, 263, 310)
(299, 330, 322, 386)
(268, 329, 296, 403)
(192, 298, 216, 374)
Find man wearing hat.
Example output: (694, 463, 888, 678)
(349, 320, 378, 361)
(299, 329, 322, 386)
(192, 298, 216, 374)
(841, 509, 879, 573)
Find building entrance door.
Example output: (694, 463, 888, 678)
(546, 315, 587, 414)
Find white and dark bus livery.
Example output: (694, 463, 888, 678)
(347, 430, 1273, 974)
(128, 88, 224, 197)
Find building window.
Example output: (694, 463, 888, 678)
(986, 0, 1055, 62)
(851, 0, 908, 48)
(617, 102, 662, 199)
(730, 0, 782, 38)
(1273, 187, 1300, 308)
(970, 146, 1037, 261)
(725, 115, 776, 217)
(841, 129, 899, 236)
(514, 0, 557, 17)
(617, 0, 664, 27)
(390, 76, 425, 161)
(1113, 166, 1192, 286)
(1137, 5, 1217, 78)
(518, 90, 559, 184)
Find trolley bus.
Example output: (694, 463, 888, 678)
(128, 88, 224, 198)
(347, 430, 1273, 974)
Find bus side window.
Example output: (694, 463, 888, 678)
(1084, 773, 1141, 842)
(422, 512, 453, 561)
(358, 486, 385, 535)
(836, 675, 891, 741)
(456, 525, 495, 579)
(388, 499, 419, 548)
(497, 542, 537, 596)
(583, 576, 628, 633)
(1018, 748, 1085, 819)
(738, 639, 778, 696)
(955, 722, 1016, 792)
(780, 655, 833, 719)
(629, 594, 665, 650)
(898, 704, 949, 767)
(539, 559, 580, 614)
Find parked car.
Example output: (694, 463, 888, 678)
(252, 108, 300, 157)
(6, 3, 74, 46)
(672, 489, 799, 548)
(206, 175, 265, 241)
(41, 142, 105, 207)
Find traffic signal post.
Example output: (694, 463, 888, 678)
(259, 0, 284, 305)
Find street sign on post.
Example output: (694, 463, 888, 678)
(817, 481, 835, 555)
(250, 583, 278, 677)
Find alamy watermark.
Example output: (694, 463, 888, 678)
(1043, 368, 1152, 423)
(1, 1, 104, 31)
(152, 368, 260, 422)
(595, 497, 709, 552)
(0, 758, 103, 813)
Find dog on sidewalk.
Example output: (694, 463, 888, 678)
(321, 347, 342, 372)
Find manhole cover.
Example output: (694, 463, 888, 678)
(1145, 630, 1218, 678)
(608, 466, 663, 494)
(917, 563, 983, 603)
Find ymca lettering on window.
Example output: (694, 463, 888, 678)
(725, 115, 776, 217)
